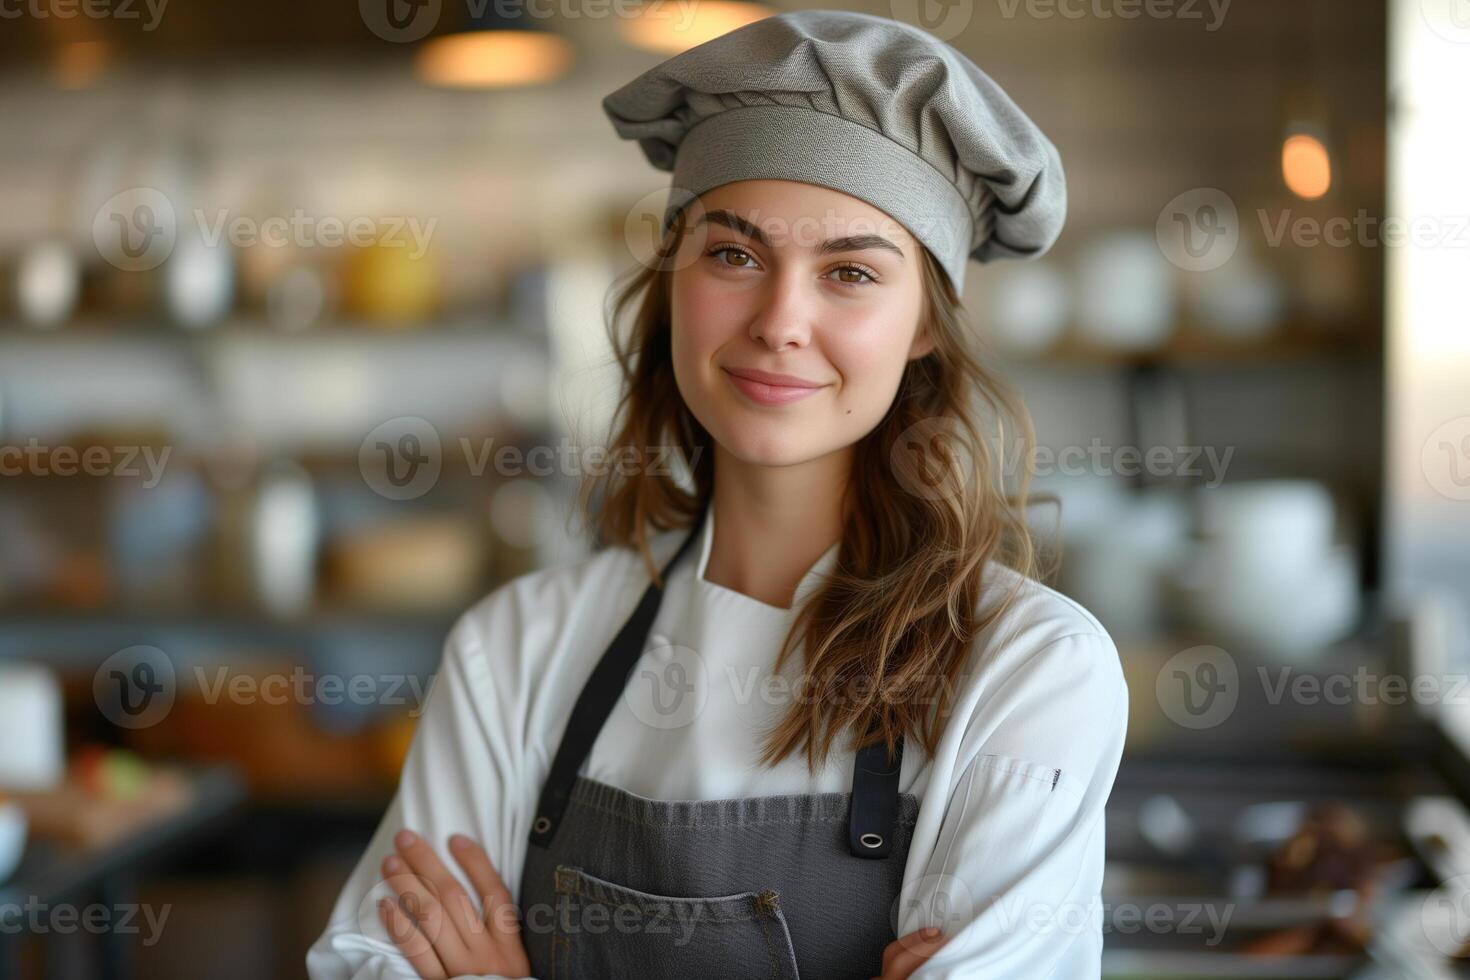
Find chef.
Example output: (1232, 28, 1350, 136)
(308, 9, 1127, 979)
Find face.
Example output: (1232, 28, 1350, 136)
(668, 180, 932, 469)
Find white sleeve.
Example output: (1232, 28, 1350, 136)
(901, 631, 1129, 979)
(305, 598, 540, 980)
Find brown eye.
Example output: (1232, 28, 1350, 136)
(828, 264, 878, 287)
(708, 245, 757, 268)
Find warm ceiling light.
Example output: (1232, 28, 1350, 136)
(1282, 132, 1332, 200)
(53, 40, 109, 90)
(619, 1, 773, 54)
(416, 29, 573, 88)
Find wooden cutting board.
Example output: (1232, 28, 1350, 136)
(7, 767, 194, 851)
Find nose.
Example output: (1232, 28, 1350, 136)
(748, 268, 815, 350)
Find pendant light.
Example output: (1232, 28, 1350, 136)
(619, 1, 773, 55)
(1278, 1, 1333, 200)
(415, 8, 573, 89)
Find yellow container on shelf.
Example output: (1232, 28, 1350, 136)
(341, 239, 441, 327)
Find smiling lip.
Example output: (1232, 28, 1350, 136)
(722, 367, 828, 405)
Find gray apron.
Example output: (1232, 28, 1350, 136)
(518, 506, 920, 979)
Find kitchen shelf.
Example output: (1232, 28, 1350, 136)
(1001, 319, 1381, 368)
(0, 316, 542, 342)
(0, 604, 464, 631)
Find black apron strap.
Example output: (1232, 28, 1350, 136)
(848, 731, 905, 858)
(529, 506, 708, 848)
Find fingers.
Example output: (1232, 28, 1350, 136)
(382, 852, 471, 967)
(377, 893, 448, 979)
(448, 833, 522, 941)
(390, 829, 485, 950)
(880, 926, 951, 980)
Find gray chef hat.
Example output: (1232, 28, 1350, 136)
(601, 9, 1066, 295)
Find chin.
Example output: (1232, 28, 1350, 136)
(708, 415, 826, 468)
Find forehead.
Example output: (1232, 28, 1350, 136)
(694, 180, 919, 253)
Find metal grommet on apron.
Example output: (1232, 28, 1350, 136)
(518, 505, 919, 979)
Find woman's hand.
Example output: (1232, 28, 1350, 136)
(871, 926, 951, 980)
(377, 829, 531, 979)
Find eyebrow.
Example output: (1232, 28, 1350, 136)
(696, 208, 906, 260)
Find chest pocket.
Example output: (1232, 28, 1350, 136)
(547, 864, 801, 980)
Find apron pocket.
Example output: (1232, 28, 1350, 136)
(549, 864, 801, 980)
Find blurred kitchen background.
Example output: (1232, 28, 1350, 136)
(1, 0, 1468, 977)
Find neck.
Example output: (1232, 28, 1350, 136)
(702, 444, 850, 609)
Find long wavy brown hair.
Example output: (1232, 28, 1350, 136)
(577, 203, 1052, 774)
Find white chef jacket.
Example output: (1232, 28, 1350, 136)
(306, 506, 1129, 979)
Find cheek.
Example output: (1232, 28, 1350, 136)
(671, 273, 738, 363)
(826, 312, 916, 406)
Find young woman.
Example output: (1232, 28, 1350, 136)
(308, 10, 1127, 980)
